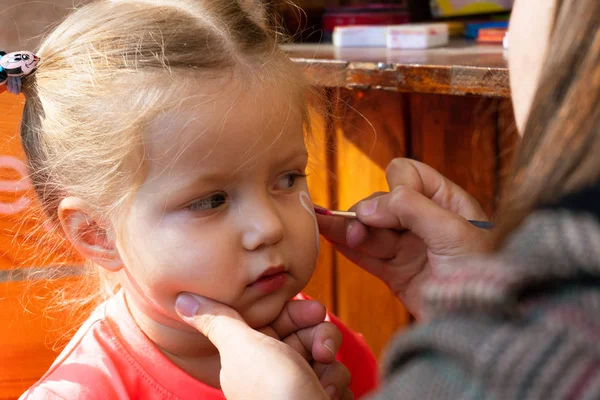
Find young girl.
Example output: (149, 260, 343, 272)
(12, 0, 378, 398)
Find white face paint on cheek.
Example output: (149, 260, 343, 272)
(299, 191, 320, 253)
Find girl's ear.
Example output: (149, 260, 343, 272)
(58, 197, 123, 272)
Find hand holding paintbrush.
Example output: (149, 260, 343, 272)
(311, 160, 493, 317)
(313, 206, 494, 230)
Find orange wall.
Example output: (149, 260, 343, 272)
(0, 94, 85, 400)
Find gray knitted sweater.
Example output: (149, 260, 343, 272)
(371, 185, 600, 400)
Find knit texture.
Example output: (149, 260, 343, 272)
(371, 185, 600, 400)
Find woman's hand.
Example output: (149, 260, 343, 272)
(317, 158, 491, 318)
(175, 294, 352, 400)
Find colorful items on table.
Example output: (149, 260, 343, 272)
(0, 51, 40, 95)
(323, 4, 411, 42)
(446, 22, 466, 37)
(430, 0, 514, 17)
(477, 27, 508, 44)
(334, 22, 449, 49)
(465, 21, 509, 39)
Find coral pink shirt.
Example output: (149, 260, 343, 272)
(20, 291, 378, 399)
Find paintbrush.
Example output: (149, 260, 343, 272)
(313, 206, 494, 230)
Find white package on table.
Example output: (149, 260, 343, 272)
(387, 23, 449, 49)
(333, 26, 388, 48)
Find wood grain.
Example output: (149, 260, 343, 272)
(409, 93, 499, 216)
(285, 42, 510, 98)
(332, 89, 411, 359)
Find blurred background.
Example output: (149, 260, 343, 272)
(1, 0, 514, 49)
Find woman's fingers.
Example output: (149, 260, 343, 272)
(275, 331, 312, 362)
(313, 361, 352, 400)
(274, 321, 342, 365)
(258, 300, 342, 364)
(318, 158, 490, 320)
(355, 186, 482, 254)
(318, 158, 488, 251)
(269, 300, 341, 364)
(385, 158, 488, 220)
(298, 321, 342, 364)
(316, 192, 387, 248)
(332, 241, 429, 316)
(340, 388, 355, 400)
(322, 185, 481, 257)
(174, 293, 252, 354)
(316, 213, 351, 245)
(346, 223, 409, 259)
(175, 294, 329, 400)
(269, 299, 326, 339)
(331, 243, 391, 281)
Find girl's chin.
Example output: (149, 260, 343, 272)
(238, 294, 293, 329)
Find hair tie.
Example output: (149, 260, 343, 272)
(0, 51, 40, 95)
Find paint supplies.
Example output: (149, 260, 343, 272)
(333, 23, 450, 49)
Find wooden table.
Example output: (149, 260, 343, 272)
(284, 42, 510, 97)
(289, 42, 519, 359)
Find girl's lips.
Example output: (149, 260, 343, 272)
(247, 272, 288, 294)
(248, 266, 287, 294)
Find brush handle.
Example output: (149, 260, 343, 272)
(314, 206, 495, 230)
(467, 220, 495, 230)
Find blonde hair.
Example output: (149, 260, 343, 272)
(18, 0, 313, 310)
(21, 0, 308, 226)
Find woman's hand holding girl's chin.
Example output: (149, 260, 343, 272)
(175, 294, 352, 400)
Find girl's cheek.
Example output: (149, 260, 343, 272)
(298, 190, 320, 254)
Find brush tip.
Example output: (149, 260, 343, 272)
(313, 207, 331, 216)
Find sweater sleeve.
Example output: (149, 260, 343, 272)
(365, 286, 600, 400)
(368, 351, 489, 400)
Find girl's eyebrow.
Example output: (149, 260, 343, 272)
(177, 147, 309, 191)
(273, 148, 309, 166)
(186, 171, 236, 187)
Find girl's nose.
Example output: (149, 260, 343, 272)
(241, 201, 285, 251)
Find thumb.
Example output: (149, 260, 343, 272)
(175, 293, 253, 352)
(355, 186, 476, 251)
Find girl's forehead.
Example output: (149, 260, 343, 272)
(143, 79, 306, 176)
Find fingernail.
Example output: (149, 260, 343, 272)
(175, 293, 199, 318)
(346, 220, 362, 248)
(325, 385, 337, 399)
(358, 198, 378, 216)
(346, 220, 355, 237)
(323, 339, 336, 357)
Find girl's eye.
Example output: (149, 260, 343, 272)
(275, 172, 306, 191)
(187, 192, 228, 212)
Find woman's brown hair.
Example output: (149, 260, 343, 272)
(494, 0, 600, 247)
